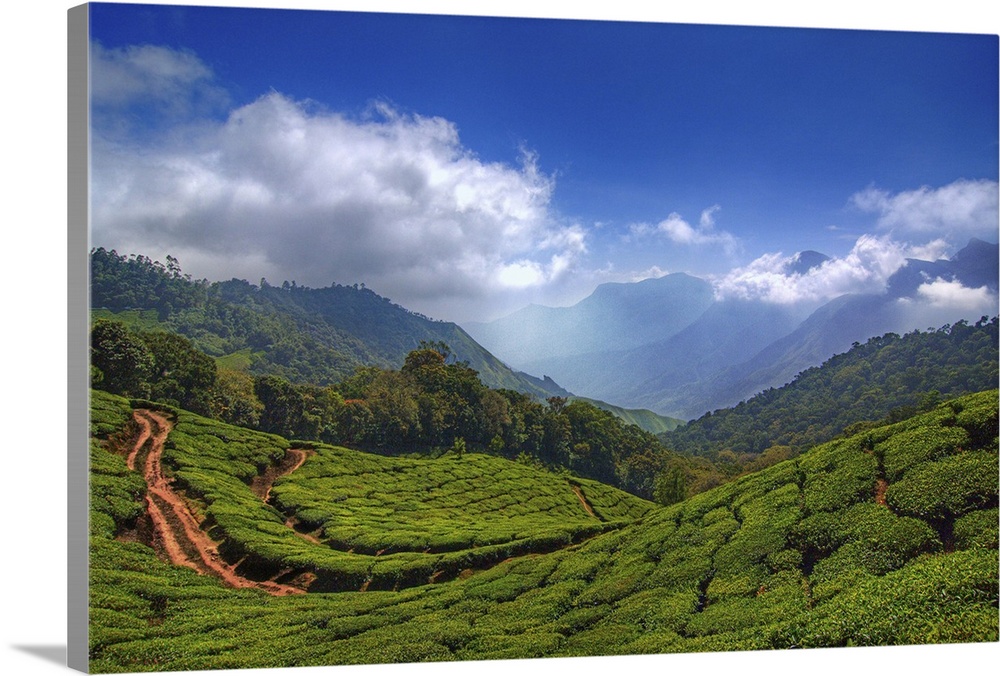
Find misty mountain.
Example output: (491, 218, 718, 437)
(464, 273, 714, 366)
(782, 249, 830, 275)
(665, 239, 999, 418)
(514, 298, 807, 406)
(464, 239, 998, 419)
(646, 293, 910, 418)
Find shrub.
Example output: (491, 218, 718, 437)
(886, 451, 999, 522)
(877, 425, 969, 482)
(953, 508, 999, 550)
(802, 450, 878, 513)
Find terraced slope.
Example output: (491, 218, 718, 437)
(94, 391, 654, 594)
(87, 389, 998, 672)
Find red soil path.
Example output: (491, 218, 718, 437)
(129, 409, 309, 596)
(571, 484, 598, 519)
(874, 478, 889, 506)
(251, 447, 312, 502)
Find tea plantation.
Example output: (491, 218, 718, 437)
(88, 389, 999, 672)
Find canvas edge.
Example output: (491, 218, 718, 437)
(67, 3, 91, 673)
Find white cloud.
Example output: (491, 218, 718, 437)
(895, 278, 999, 330)
(627, 205, 737, 253)
(906, 238, 951, 263)
(714, 234, 912, 304)
(91, 57, 588, 321)
(915, 278, 996, 311)
(851, 179, 999, 242)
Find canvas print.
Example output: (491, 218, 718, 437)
(72, 2, 999, 673)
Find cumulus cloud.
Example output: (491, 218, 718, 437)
(715, 177, 999, 308)
(714, 234, 912, 304)
(628, 205, 738, 253)
(851, 179, 999, 242)
(90, 48, 587, 321)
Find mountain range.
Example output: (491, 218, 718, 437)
(465, 239, 999, 419)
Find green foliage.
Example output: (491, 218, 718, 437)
(953, 509, 999, 550)
(877, 424, 970, 482)
(87, 385, 999, 672)
(664, 319, 998, 460)
(140, 330, 217, 415)
(800, 443, 878, 513)
(90, 247, 566, 399)
(91, 319, 155, 398)
(886, 450, 999, 522)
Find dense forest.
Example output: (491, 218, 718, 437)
(90, 247, 566, 399)
(663, 318, 999, 464)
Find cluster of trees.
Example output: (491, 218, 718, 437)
(663, 317, 999, 464)
(90, 320, 218, 416)
(238, 342, 717, 502)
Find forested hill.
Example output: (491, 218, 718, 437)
(662, 317, 998, 461)
(90, 248, 567, 399)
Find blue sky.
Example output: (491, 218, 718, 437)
(87, 2, 999, 322)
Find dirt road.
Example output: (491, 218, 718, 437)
(129, 409, 307, 596)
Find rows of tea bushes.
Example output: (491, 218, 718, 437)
(269, 442, 652, 557)
(114, 392, 655, 592)
(87, 389, 998, 672)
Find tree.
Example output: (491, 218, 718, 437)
(140, 330, 217, 415)
(254, 375, 307, 438)
(654, 466, 688, 506)
(90, 320, 154, 398)
(211, 368, 264, 429)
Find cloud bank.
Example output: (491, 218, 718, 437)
(90, 46, 587, 321)
(713, 234, 913, 304)
(851, 179, 999, 241)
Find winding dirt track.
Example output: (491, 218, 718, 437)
(129, 409, 307, 596)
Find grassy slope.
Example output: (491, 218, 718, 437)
(88, 389, 998, 672)
(571, 396, 684, 434)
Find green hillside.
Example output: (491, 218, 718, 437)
(90, 248, 566, 400)
(159, 400, 653, 592)
(663, 318, 999, 460)
(571, 396, 684, 434)
(88, 388, 998, 671)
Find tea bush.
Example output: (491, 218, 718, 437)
(886, 450, 999, 521)
(953, 508, 999, 550)
(877, 425, 969, 482)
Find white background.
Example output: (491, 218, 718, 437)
(2, 1, 998, 675)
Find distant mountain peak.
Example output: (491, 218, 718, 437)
(884, 238, 998, 299)
(782, 250, 830, 276)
